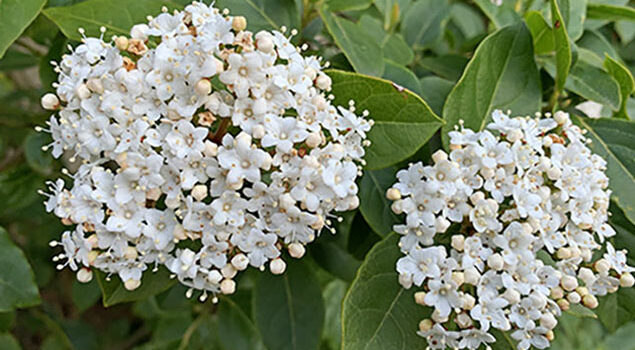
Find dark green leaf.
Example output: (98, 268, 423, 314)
(0, 50, 39, 71)
(216, 0, 302, 32)
(322, 280, 347, 350)
(417, 55, 468, 81)
(381, 60, 421, 95)
(587, 3, 635, 22)
(253, 260, 324, 350)
(473, 0, 520, 28)
(572, 116, 635, 224)
(401, 0, 450, 49)
(71, 279, 101, 312)
(319, 8, 384, 76)
(604, 54, 634, 119)
(24, 131, 53, 176)
(596, 287, 635, 332)
(600, 322, 635, 349)
(328, 70, 443, 169)
(216, 297, 266, 350)
(442, 22, 541, 147)
(359, 167, 400, 237)
(0, 0, 47, 58)
(551, 0, 573, 93)
(43, 0, 189, 41)
(578, 31, 620, 63)
(310, 212, 362, 281)
(341, 234, 429, 349)
(0, 227, 40, 311)
(95, 267, 176, 307)
(450, 3, 486, 40)
(358, 15, 413, 66)
(419, 76, 453, 116)
(325, 0, 373, 12)
(525, 11, 555, 55)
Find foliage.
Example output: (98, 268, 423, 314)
(0, 0, 633, 349)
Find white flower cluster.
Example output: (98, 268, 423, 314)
(39, 2, 371, 301)
(387, 110, 634, 350)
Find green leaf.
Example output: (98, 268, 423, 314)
(611, 203, 635, 267)
(71, 279, 101, 312)
(551, 0, 573, 93)
(381, 60, 421, 95)
(572, 116, 635, 224)
(43, 0, 189, 41)
(0, 333, 20, 350)
(95, 267, 176, 307)
(253, 260, 324, 350)
(587, 3, 635, 22)
(0, 227, 40, 311)
(358, 15, 413, 66)
(401, 0, 450, 49)
(341, 234, 429, 350)
(525, 11, 556, 55)
(359, 167, 400, 237)
(566, 303, 598, 318)
(322, 280, 347, 350)
(441, 22, 541, 148)
(310, 212, 362, 281)
(578, 31, 620, 63)
(24, 131, 53, 176)
(325, 0, 373, 12)
(473, 0, 520, 28)
(419, 76, 453, 116)
(596, 287, 635, 332)
(450, 3, 486, 40)
(319, 7, 384, 76)
(0, 50, 39, 71)
(0, 0, 47, 58)
(552, 0, 588, 41)
(328, 70, 443, 169)
(216, 297, 266, 350)
(600, 322, 635, 349)
(417, 54, 468, 81)
(604, 54, 634, 120)
(215, 0, 302, 33)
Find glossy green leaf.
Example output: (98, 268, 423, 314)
(573, 116, 635, 224)
(43, 0, 190, 41)
(0, 227, 40, 311)
(401, 0, 450, 49)
(419, 76, 453, 116)
(578, 31, 620, 63)
(359, 167, 400, 237)
(325, 0, 372, 12)
(319, 8, 384, 76)
(96, 267, 176, 307)
(358, 15, 413, 66)
(253, 260, 324, 350)
(0, 50, 39, 71)
(450, 3, 486, 39)
(71, 279, 101, 312)
(328, 70, 443, 169)
(310, 212, 361, 281)
(441, 22, 541, 147)
(604, 55, 634, 120)
(554, 0, 588, 41)
(216, 297, 266, 350)
(342, 234, 429, 350)
(597, 287, 635, 333)
(322, 280, 347, 350)
(382, 60, 421, 95)
(0, 0, 46, 58)
(473, 0, 520, 28)
(215, 0, 302, 32)
(525, 11, 555, 55)
(551, 0, 572, 93)
(587, 3, 635, 22)
(600, 322, 635, 350)
(417, 55, 468, 81)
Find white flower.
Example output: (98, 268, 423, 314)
(424, 279, 463, 317)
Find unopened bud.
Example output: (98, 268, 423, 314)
(124, 279, 141, 291)
(414, 291, 426, 305)
(418, 319, 433, 332)
(231, 253, 249, 271)
(554, 111, 568, 124)
(561, 275, 578, 291)
(195, 79, 212, 96)
(232, 16, 247, 31)
(270, 258, 286, 275)
(487, 253, 504, 271)
(76, 268, 93, 283)
(567, 291, 581, 304)
(316, 74, 332, 91)
(288, 243, 305, 259)
(594, 258, 611, 274)
(431, 150, 448, 163)
(582, 294, 598, 309)
(41, 93, 60, 110)
(620, 273, 635, 288)
(191, 184, 208, 201)
(114, 36, 129, 50)
(220, 278, 236, 294)
(124, 246, 138, 260)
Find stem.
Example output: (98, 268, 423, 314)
(210, 117, 231, 144)
(547, 89, 560, 113)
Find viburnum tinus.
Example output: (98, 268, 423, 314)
(387, 110, 634, 350)
(38, 1, 372, 302)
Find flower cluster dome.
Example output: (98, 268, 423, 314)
(387, 110, 634, 350)
(39, 2, 372, 301)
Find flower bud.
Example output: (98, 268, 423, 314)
(451, 272, 464, 286)
(557, 298, 569, 311)
(469, 191, 485, 205)
(594, 258, 611, 274)
(547, 166, 562, 180)
(130, 24, 149, 40)
(220, 278, 236, 294)
(582, 294, 598, 309)
(231, 253, 249, 271)
(221, 264, 237, 279)
(554, 111, 568, 124)
(431, 309, 448, 323)
(256, 34, 273, 53)
(191, 184, 208, 201)
(487, 253, 504, 271)
(575, 286, 589, 297)
(270, 258, 286, 275)
(620, 273, 634, 288)
(456, 312, 472, 329)
(207, 270, 223, 284)
(76, 268, 93, 283)
(86, 78, 104, 94)
(431, 150, 448, 163)
(195, 79, 212, 96)
(306, 132, 322, 148)
(204, 140, 218, 157)
(76, 84, 91, 100)
(550, 286, 564, 300)
(567, 291, 581, 304)
(503, 288, 521, 305)
(124, 279, 141, 291)
(418, 319, 433, 332)
(464, 267, 480, 285)
(398, 273, 413, 289)
(578, 267, 595, 284)
(540, 312, 557, 330)
(451, 235, 465, 252)
(316, 74, 332, 91)
(232, 16, 247, 31)
(414, 291, 426, 306)
(41, 93, 60, 110)
(288, 243, 305, 259)
(556, 247, 571, 260)
(114, 36, 129, 50)
(546, 330, 555, 341)
(462, 294, 476, 310)
(252, 124, 265, 139)
(124, 246, 138, 260)
(561, 275, 578, 291)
